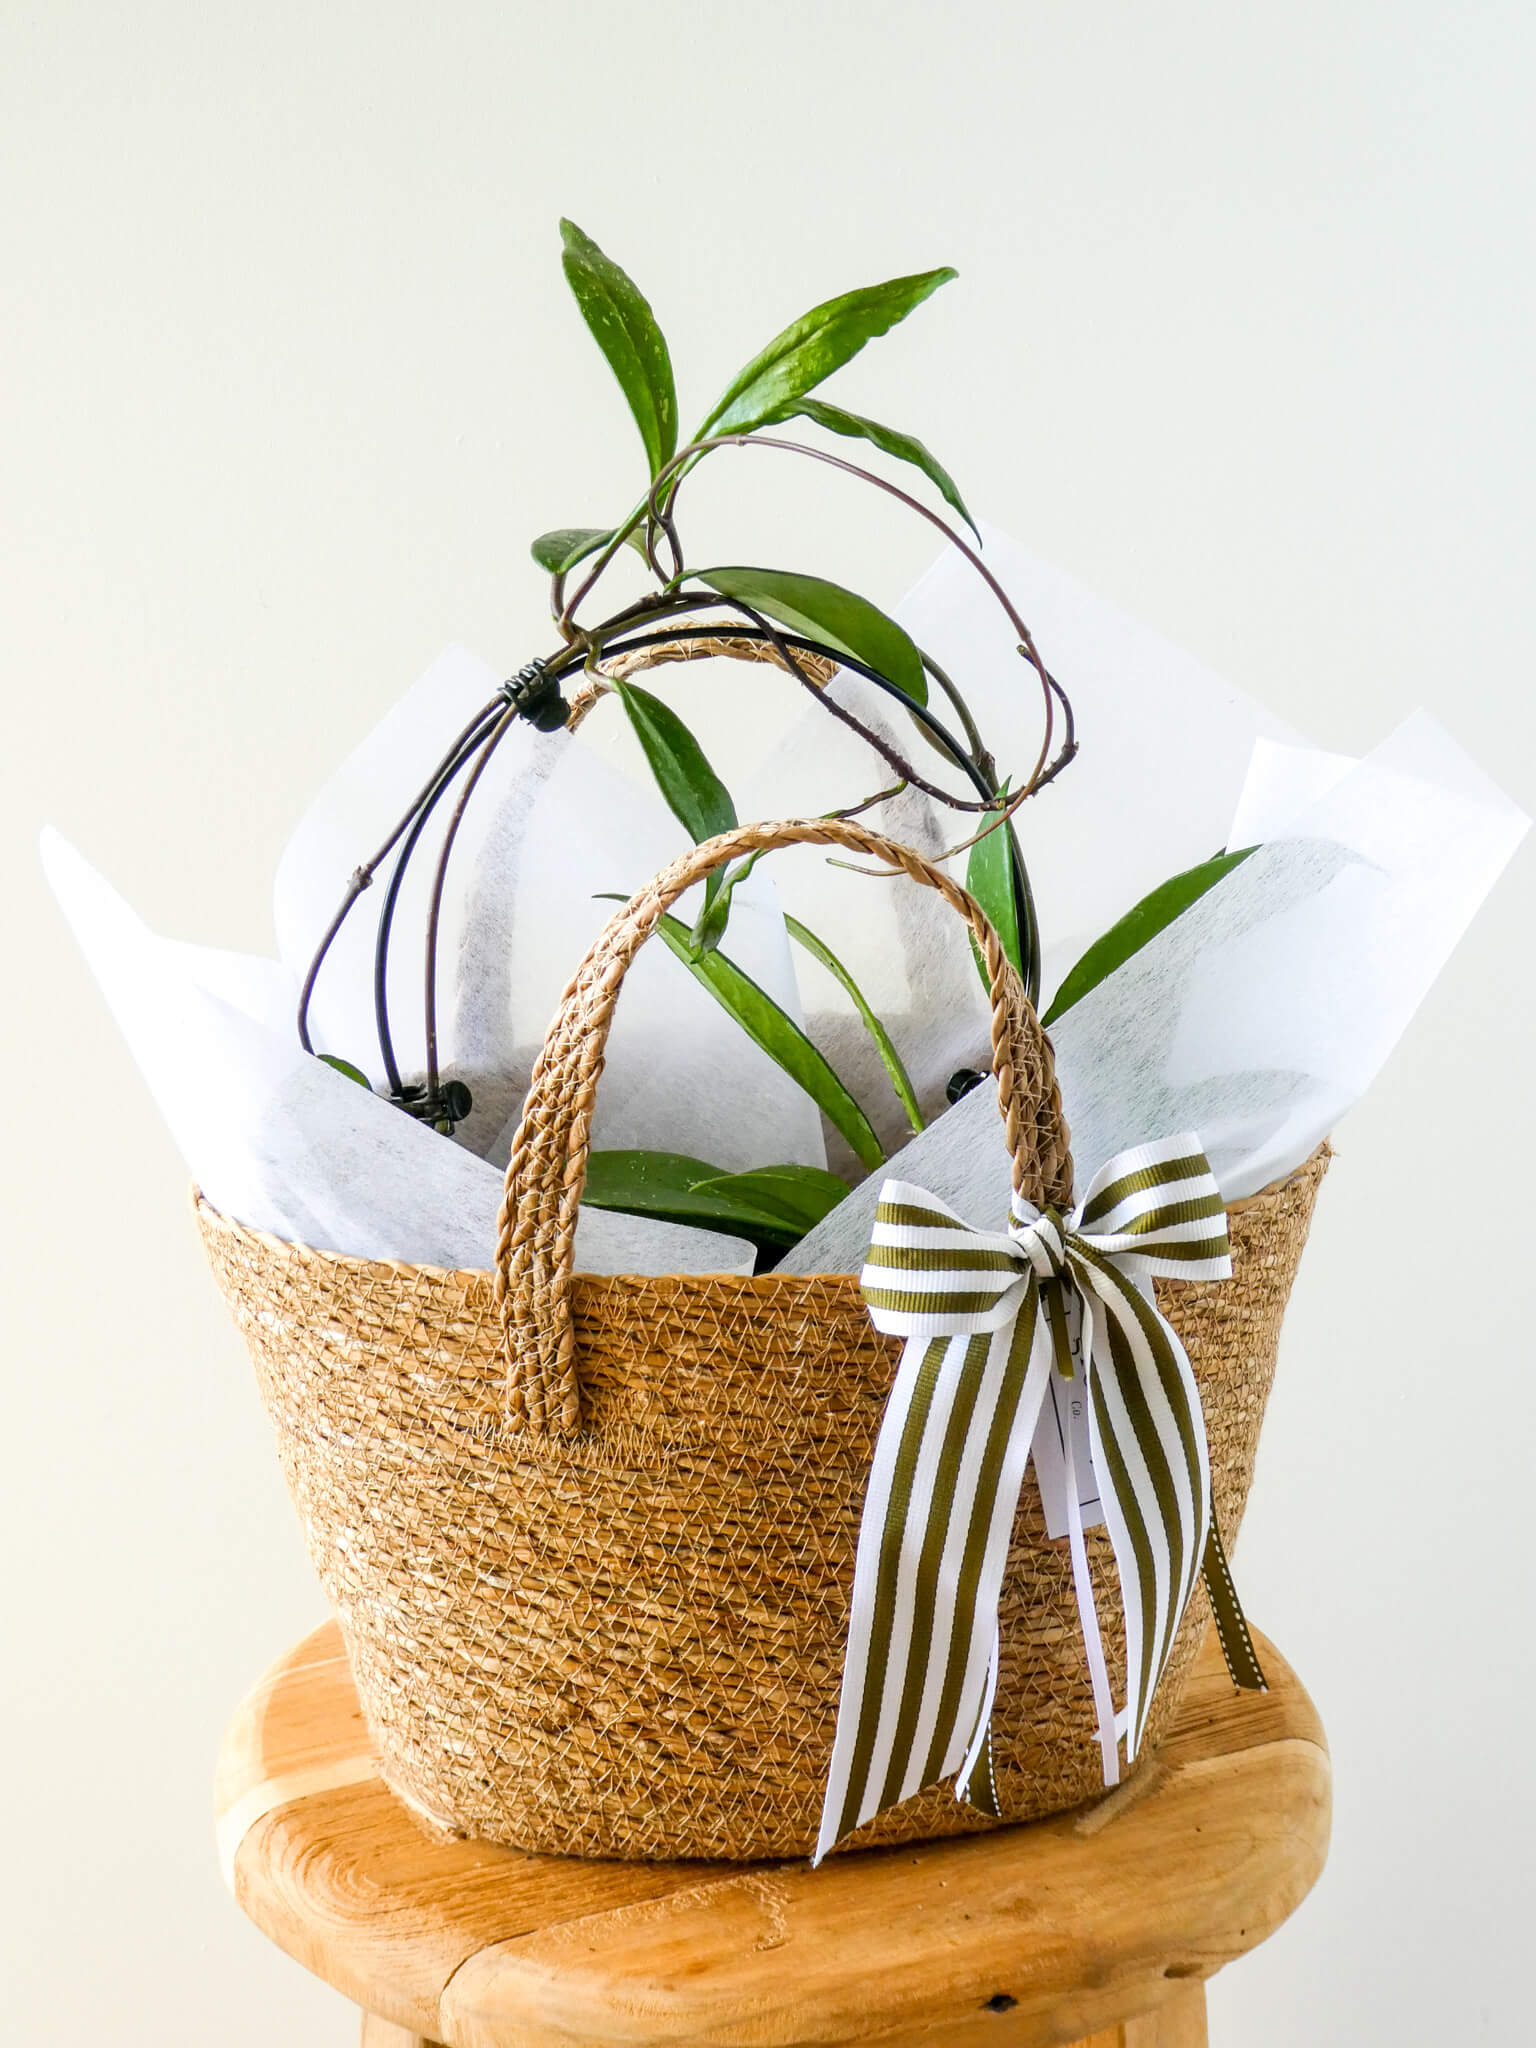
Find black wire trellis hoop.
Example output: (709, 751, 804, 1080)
(296, 601, 1073, 1136)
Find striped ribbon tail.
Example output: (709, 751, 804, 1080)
(1069, 1244, 1213, 1756)
(816, 1134, 1263, 1863)
(813, 1294, 1055, 1862)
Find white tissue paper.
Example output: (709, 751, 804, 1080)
(442, 705, 824, 1177)
(778, 708, 1528, 1275)
(719, 526, 1307, 1159)
(896, 525, 1306, 1004)
(47, 614, 861, 1276)
(733, 668, 994, 1164)
(45, 828, 761, 1273)
(46, 527, 1528, 1287)
(273, 644, 826, 1183)
(273, 643, 506, 1086)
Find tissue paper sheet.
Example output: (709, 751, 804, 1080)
(702, 527, 1308, 1161)
(48, 530, 1528, 1288)
(45, 828, 757, 1276)
(444, 712, 826, 1176)
(896, 526, 1305, 1003)
(778, 710, 1528, 1274)
(734, 666, 996, 1162)
(273, 644, 508, 1084)
(274, 646, 826, 1182)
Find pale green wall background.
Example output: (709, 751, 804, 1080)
(4, 4, 1533, 2041)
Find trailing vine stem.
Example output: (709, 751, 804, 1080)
(549, 601, 1016, 813)
(690, 597, 1041, 1008)
(423, 614, 1036, 1098)
(646, 430, 1077, 797)
(560, 579, 1072, 994)
(557, 429, 1075, 816)
(551, 445, 1074, 897)
(296, 602, 1059, 1111)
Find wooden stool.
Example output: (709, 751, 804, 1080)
(216, 1621, 1329, 2047)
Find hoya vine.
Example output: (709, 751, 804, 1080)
(297, 221, 1082, 1243)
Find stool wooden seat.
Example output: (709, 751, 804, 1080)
(216, 1620, 1329, 2047)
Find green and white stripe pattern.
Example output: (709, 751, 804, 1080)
(815, 1132, 1261, 1863)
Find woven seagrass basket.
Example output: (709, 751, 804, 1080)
(199, 813, 1329, 1861)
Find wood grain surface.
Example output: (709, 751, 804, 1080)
(218, 1622, 1328, 2047)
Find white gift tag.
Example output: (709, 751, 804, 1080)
(1029, 1294, 1105, 1539)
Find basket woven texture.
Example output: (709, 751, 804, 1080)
(199, 703, 1330, 1861)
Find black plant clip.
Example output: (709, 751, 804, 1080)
(501, 657, 569, 733)
(388, 1078, 474, 1136)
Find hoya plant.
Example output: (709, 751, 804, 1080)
(298, 222, 1244, 1257)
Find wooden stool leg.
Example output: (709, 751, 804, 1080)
(1068, 1981, 1208, 2047)
(358, 2013, 445, 2048)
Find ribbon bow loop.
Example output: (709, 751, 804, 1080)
(819, 1132, 1263, 1866)
(860, 1181, 1035, 1340)
(1042, 1134, 1237, 1284)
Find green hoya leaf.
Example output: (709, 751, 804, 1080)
(774, 398, 981, 545)
(559, 219, 679, 478)
(691, 1163, 851, 1233)
(580, 1149, 791, 1246)
(689, 844, 768, 954)
(697, 266, 957, 440)
(612, 678, 737, 848)
(1043, 847, 1257, 1027)
(965, 807, 1025, 992)
(530, 526, 647, 575)
(580, 1149, 844, 1251)
(317, 1053, 371, 1089)
(784, 913, 925, 1135)
(689, 884, 733, 956)
(596, 898, 886, 1171)
(650, 909, 885, 1171)
(693, 565, 927, 705)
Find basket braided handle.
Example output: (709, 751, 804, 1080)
(493, 814, 1074, 1436)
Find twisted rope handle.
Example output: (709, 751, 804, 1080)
(493, 815, 1074, 1436)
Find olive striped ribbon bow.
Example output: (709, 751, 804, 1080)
(815, 1133, 1265, 1864)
